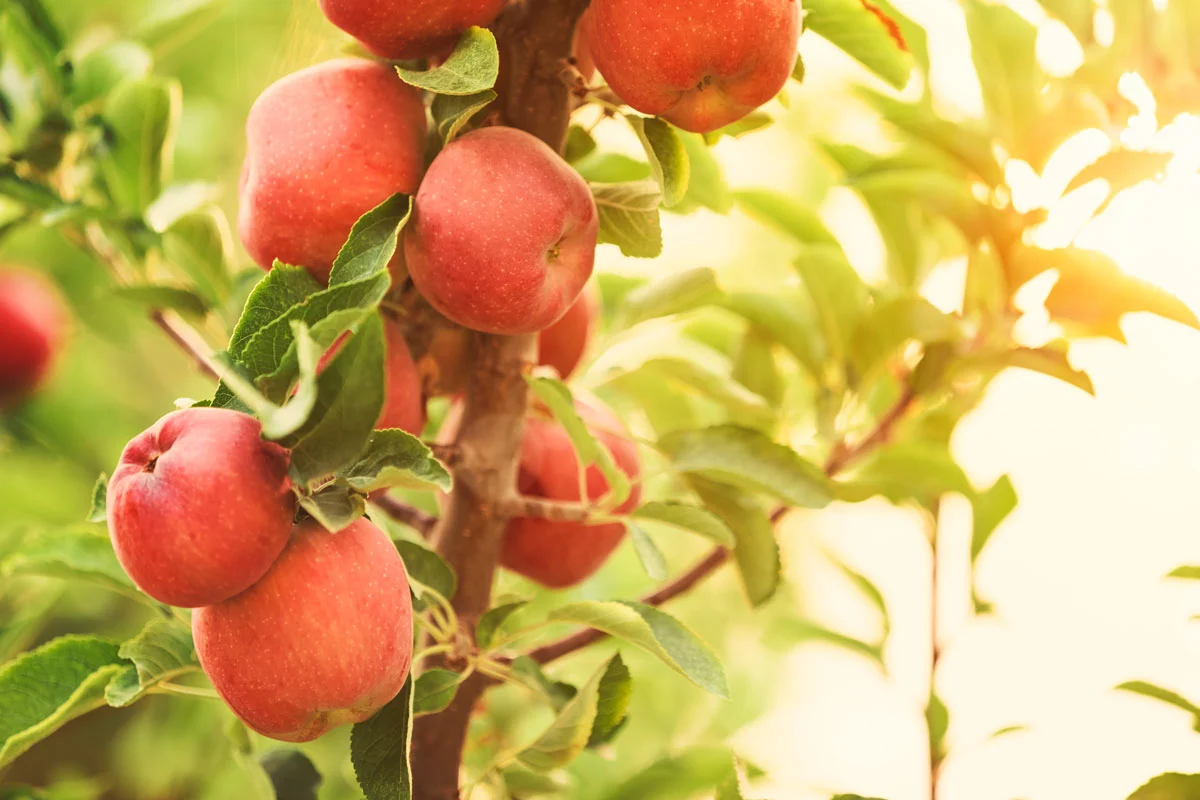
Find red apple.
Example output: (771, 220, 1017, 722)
(503, 398, 642, 588)
(405, 127, 599, 336)
(537, 283, 598, 380)
(238, 59, 426, 284)
(573, 9, 597, 83)
(585, 0, 800, 133)
(107, 408, 296, 608)
(319, 0, 506, 61)
(0, 268, 67, 407)
(193, 517, 413, 742)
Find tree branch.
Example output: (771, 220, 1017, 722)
(496, 494, 595, 523)
(372, 495, 439, 536)
(151, 310, 221, 381)
(823, 383, 917, 475)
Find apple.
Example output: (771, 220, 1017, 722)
(107, 408, 296, 608)
(193, 517, 413, 743)
(0, 268, 66, 407)
(537, 282, 598, 380)
(503, 397, 642, 588)
(585, 0, 800, 133)
(238, 59, 426, 285)
(405, 127, 599, 336)
(319, 0, 506, 61)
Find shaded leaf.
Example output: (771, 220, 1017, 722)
(839, 442, 972, 506)
(510, 657, 578, 712)
(735, 190, 841, 250)
(297, 482, 367, 534)
(516, 654, 627, 771)
(616, 267, 724, 328)
(592, 181, 664, 259)
(927, 691, 949, 762)
(477, 599, 530, 650)
(99, 77, 180, 213)
(394, 540, 456, 611)
(971, 475, 1017, 563)
(631, 502, 736, 548)
(794, 246, 870, 368)
(1127, 772, 1200, 799)
(431, 90, 496, 144)
(602, 747, 741, 800)
(803, 0, 914, 88)
(627, 522, 668, 580)
(690, 478, 780, 607)
(627, 115, 690, 208)
(260, 750, 322, 800)
(350, 675, 414, 800)
(412, 669, 461, 716)
(395, 27, 498, 95)
(338, 430, 453, 494)
(850, 296, 961, 382)
(105, 619, 197, 707)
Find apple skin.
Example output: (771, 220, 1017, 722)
(193, 517, 413, 743)
(238, 59, 426, 285)
(0, 269, 66, 407)
(405, 127, 599, 336)
(107, 408, 296, 608)
(319, 0, 506, 61)
(502, 398, 642, 588)
(537, 283, 598, 380)
(585, 0, 800, 133)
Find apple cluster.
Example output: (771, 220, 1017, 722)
(103, 0, 799, 742)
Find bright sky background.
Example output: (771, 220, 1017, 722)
(590, 1, 1200, 797)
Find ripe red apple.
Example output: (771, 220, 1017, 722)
(537, 283, 598, 380)
(107, 408, 296, 608)
(503, 398, 642, 588)
(193, 517, 413, 742)
(405, 127, 599, 335)
(238, 59, 426, 285)
(585, 0, 800, 133)
(319, 0, 506, 61)
(0, 268, 67, 407)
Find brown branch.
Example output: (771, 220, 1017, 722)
(823, 383, 918, 475)
(497, 494, 594, 523)
(427, 442, 461, 468)
(151, 310, 221, 381)
(372, 495, 438, 536)
(409, 3, 590, 797)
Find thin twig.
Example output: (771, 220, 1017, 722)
(373, 495, 439, 537)
(823, 384, 918, 475)
(151, 310, 221, 381)
(497, 495, 594, 523)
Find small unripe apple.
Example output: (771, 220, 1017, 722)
(107, 408, 296, 608)
(238, 59, 426, 284)
(0, 268, 66, 407)
(503, 398, 642, 588)
(193, 517, 413, 742)
(319, 0, 506, 61)
(585, 0, 800, 133)
(537, 283, 598, 380)
(405, 127, 599, 336)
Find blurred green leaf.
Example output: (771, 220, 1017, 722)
(114, 284, 208, 317)
(1036, 0, 1093, 43)
(1117, 681, 1200, 731)
(510, 657, 578, 712)
(964, 0, 1042, 148)
(396, 27, 498, 95)
(259, 750, 322, 800)
(602, 747, 742, 800)
(100, 77, 180, 213)
(87, 474, 108, 523)
(927, 691, 949, 762)
(338, 430, 453, 494)
(548, 602, 728, 697)
(971, 475, 1017, 563)
(134, 0, 226, 51)
(476, 599, 530, 650)
(661, 425, 833, 509)
(627, 522, 669, 580)
(839, 442, 971, 506)
(1168, 566, 1200, 580)
(501, 768, 568, 797)
(631, 502, 736, 548)
(675, 133, 733, 213)
(394, 540, 456, 612)
(105, 618, 197, 707)
(564, 125, 598, 164)
(779, 618, 884, 666)
(70, 41, 153, 107)
(795, 246, 870, 369)
(691, 478, 780, 607)
(0, 636, 128, 767)
(592, 181, 664, 259)
(161, 209, 234, 305)
(575, 153, 654, 184)
(1127, 772, 1200, 799)
(732, 327, 784, 407)
(430, 90, 496, 143)
(827, 551, 890, 639)
(1065, 148, 1172, 196)
(516, 654, 629, 771)
(0, 528, 135, 596)
(851, 169, 992, 241)
(803, 0, 914, 88)
(724, 291, 823, 380)
(735, 189, 841, 250)
(987, 344, 1095, 395)
(351, 674, 414, 800)
(601, 358, 773, 429)
(616, 267, 724, 328)
(627, 115, 690, 208)
(412, 669, 461, 716)
(702, 112, 773, 144)
(850, 296, 961, 382)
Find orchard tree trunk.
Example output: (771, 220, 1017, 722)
(409, 2, 590, 798)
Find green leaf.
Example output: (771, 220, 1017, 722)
(516, 654, 629, 771)
(134, 0, 225, 49)
(100, 77, 180, 213)
(850, 169, 992, 241)
(702, 112, 773, 144)
(660, 425, 833, 509)
(927, 691, 949, 761)
(87, 474, 108, 523)
(146, 181, 220, 231)
(616, 267, 724, 329)
(476, 599, 530, 650)
(259, 750, 323, 800)
(826, 552, 890, 638)
(226, 266, 322, 362)
(338, 429, 453, 494)
(330, 193, 411, 285)
(502, 767, 569, 797)
(215, 320, 321, 440)
(631, 502, 736, 548)
(70, 40, 153, 106)
(778, 618, 884, 666)
(794, 246, 870, 369)
(161, 209, 234, 305)
(395, 27, 498, 95)
(297, 482, 367, 534)
(964, 0, 1042, 149)
(732, 327, 784, 407)
(510, 657, 578, 712)
(1127, 772, 1200, 799)
(351, 674, 414, 800)
(592, 181, 664, 259)
(0, 636, 128, 767)
(412, 669, 461, 716)
(735, 190, 841, 250)
(604, 358, 772, 428)
(676, 133, 733, 214)
(525, 376, 631, 507)
(724, 292, 823, 380)
(394, 540, 456, 611)
(1065, 149, 1172, 196)
(1116, 681, 1200, 730)
(627, 522, 668, 580)
(839, 442, 972, 506)
(575, 153, 654, 184)
(690, 479, 780, 607)
(430, 90, 496, 143)
(791, 54, 806, 83)
(564, 125, 598, 164)
(548, 601, 728, 697)
(0, 528, 135, 595)
(104, 618, 197, 707)
(971, 475, 1017, 563)
(850, 296, 961, 383)
(627, 116, 690, 208)
(602, 747, 742, 800)
(1169, 566, 1200, 581)
(803, 0, 914, 89)
(114, 284, 208, 317)
(287, 313, 386, 488)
